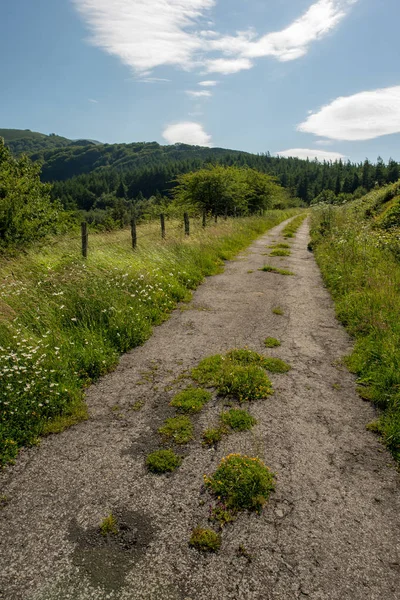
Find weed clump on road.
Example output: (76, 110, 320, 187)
(263, 357, 291, 374)
(260, 265, 294, 276)
(264, 337, 281, 347)
(192, 349, 274, 402)
(158, 416, 194, 444)
(272, 307, 284, 315)
(204, 454, 276, 512)
(189, 527, 221, 553)
(270, 249, 291, 257)
(146, 449, 182, 473)
(100, 514, 118, 536)
(283, 214, 307, 238)
(220, 409, 257, 431)
(202, 427, 225, 446)
(170, 387, 212, 413)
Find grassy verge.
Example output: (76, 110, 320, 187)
(310, 185, 400, 461)
(0, 210, 299, 466)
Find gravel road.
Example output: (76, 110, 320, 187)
(1, 217, 399, 600)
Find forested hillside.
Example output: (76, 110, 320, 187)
(0, 128, 100, 155)
(2, 128, 400, 219)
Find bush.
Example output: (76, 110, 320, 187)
(146, 449, 182, 473)
(204, 454, 276, 512)
(0, 138, 63, 251)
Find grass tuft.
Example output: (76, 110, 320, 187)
(220, 409, 257, 431)
(146, 449, 182, 473)
(100, 514, 118, 536)
(263, 357, 291, 374)
(202, 427, 225, 446)
(169, 387, 212, 413)
(158, 415, 194, 444)
(260, 265, 294, 276)
(204, 454, 276, 512)
(189, 527, 221, 553)
(264, 337, 281, 348)
(269, 249, 291, 257)
(272, 307, 284, 315)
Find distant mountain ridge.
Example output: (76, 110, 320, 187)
(0, 128, 100, 155)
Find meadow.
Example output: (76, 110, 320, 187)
(0, 210, 300, 466)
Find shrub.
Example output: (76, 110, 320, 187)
(146, 449, 182, 473)
(189, 527, 221, 553)
(220, 409, 257, 431)
(158, 416, 194, 444)
(170, 387, 212, 413)
(264, 337, 281, 348)
(204, 454, 276, 512)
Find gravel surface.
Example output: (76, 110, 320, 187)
(1, 218, 399, 600)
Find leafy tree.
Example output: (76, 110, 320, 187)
(0, 138, 62, 250)
(172, 165, 285, 215)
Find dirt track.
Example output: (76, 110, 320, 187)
(1, 218, 399, 600)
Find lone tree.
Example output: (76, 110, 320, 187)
(172, 165, 287, 216)
(0, 138, 62, 251)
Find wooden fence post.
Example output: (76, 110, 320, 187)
(160, 213, 165, 239)
(202, 210, 206, 228)
(214, 213, 218, 224)
(81, 222, 88, 258)
(131, 217, 137, 249)
(224, 207, 228, 220)
(184, 212, 190, 236)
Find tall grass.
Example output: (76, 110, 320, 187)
(0, 210, 299, 466)
(310, 190, 400, 461)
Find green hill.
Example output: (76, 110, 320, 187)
(0, 128, 100, 155)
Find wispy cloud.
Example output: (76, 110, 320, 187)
(137, 77, 171, 84)
(88, 98, 98, 103)
(73, 0, 215, 72)
(298, 85, 400, 141)
(205, 58, 253, 75)
(163, 122, 212, 146)
(199, 80, 218, 87)
(276, 148, 346, 161)
(186, 90, 212, 98)
(73, 0, 357, 75)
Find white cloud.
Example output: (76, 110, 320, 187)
(186, 90, 212, 98)
(73, 0, 357, 75)
(276, 148, 346, 161)
(73, 0, 215, 72)
(298, 85, 400, 141)
(137, 77, 171, 83)
(199, 80, 218, 86)
(162, 122, 212, 146)
(88, 98, 98, 103)
(315, 139, 334, 146)
(242, 0, 356, 62)
(205, 58, 253, 75)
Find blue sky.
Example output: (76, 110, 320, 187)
(1, 0, 399, 162)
